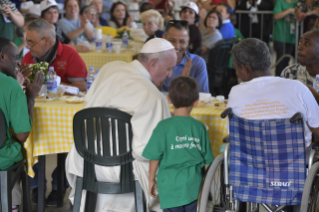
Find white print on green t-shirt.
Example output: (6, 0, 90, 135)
(171, 135, 202, 151)
(175, 136, 200, 142)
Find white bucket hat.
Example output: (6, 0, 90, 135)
(180, 2, 199, 15)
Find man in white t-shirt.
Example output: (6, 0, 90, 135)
(228, 38, 319, 162)
(227, 38, 319, 212)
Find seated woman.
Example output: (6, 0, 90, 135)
(200, 10, 223, 63)
(57, 0, 94, 43)
(80, 5, 99, 28)
(140, 9, 164, 42)
(180, 2, 202, 54)
(108, 2, 133, 29)
(41, 0, 90, 52)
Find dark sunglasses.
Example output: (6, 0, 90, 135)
(167, 20, 188, 27)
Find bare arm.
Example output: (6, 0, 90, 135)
(313, 127, 319, 142)
(62, 81, 87, 92)
(149, 160, 159, 198)
(274, 8, 295, 20)
(306, 9, 319, 16)
(227, 0, 236, 9)
(2, 5, 24, 27)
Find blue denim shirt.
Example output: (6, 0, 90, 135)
(161, 52, 209, 93)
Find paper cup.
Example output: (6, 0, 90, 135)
(113, 44, 121, 54)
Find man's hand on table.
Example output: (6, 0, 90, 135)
(25, 71, 45, 99)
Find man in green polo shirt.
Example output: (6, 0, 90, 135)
(0, 37, 44, 210)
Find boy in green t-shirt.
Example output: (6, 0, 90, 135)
(142, 76, 214, 212)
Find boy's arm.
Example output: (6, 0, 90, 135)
(149, 160, 160, 198)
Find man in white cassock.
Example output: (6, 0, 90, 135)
(65, 38, 177, 212)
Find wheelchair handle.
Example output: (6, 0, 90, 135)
(221, 108, 233, 119)
(290, 112, 303, 123)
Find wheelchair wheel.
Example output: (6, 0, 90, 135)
(197, 154, 233, 212)
(301, 161, 319, 212)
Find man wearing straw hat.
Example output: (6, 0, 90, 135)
(66, 38, 177, 212)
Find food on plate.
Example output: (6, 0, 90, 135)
(65, 96, 85, 104)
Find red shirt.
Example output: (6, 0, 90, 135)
(22, 41, 87, 84)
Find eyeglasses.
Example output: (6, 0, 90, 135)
(87, 11, 97, 15)
(167, 20, 188, 27)
(25, 37, 47, 48)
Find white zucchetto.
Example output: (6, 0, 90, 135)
(140, 38, 174, 53)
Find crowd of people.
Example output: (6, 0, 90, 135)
(1, 0, 319, 211)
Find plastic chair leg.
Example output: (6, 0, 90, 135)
(21, 170, 32, 212)
(134, 180, 146, 212)
(73, 177, 84, 212)
(0, 171, 12, 212)
(85, 191, 97, 212)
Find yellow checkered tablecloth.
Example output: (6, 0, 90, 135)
(24, 100, 86, 177)
(24, 101, 227, 177)
(190, 106, 228, 158)
(79, 51, 138, 70)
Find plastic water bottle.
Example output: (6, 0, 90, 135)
(87, 66, 95, 91)
(95, 29, 103, 52)
(313, 75, 319, 93)
(91, 29, 96, 43)
(106, 34, 113, 53)
(122, 31, 129, 47)
(47, 66, 57, 99)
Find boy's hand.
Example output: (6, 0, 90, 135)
(149, 180, 158, 198)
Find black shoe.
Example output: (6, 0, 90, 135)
(46, 190, 66, 207)
(31, 188, 38, 205)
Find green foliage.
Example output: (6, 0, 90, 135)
(28, 62, 49, 84)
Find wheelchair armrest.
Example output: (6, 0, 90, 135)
(221, 108, 233, 119)
(223, 135, 230, 143)
(290, 112, 303, 123)
(312, 142, 319, 151)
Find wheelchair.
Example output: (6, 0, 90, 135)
(197, 108, 319, 212)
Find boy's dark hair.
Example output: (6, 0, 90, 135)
(169, 76, 199, 108)
(218, 3, 231, 15)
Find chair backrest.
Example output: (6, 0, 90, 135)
(73, 107, 134, 194)
(225, 109, 306, 206)
(95, 26, 117, 37)
(207, 38, 235, 74)
(0, 109, 6, 148)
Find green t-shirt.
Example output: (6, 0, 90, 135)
(0, 15, 15, 41)
(142, 116, 214, 209)
(273, 0, 297, 44)
(12, 37, 23, 61)
(0, 72, 31, 170)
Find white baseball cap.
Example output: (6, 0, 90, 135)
(28, 4, 41, 17)
(141, 38, 174, 53)
(40, 0, 58, 12)
(180, 2, 199, 15)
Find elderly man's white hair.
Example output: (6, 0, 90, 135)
(138, 51, 170, 64)
(27, 19, 56, 42)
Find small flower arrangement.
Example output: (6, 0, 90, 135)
(28, 62, 49, 83)
(114, 26, 134, 40)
